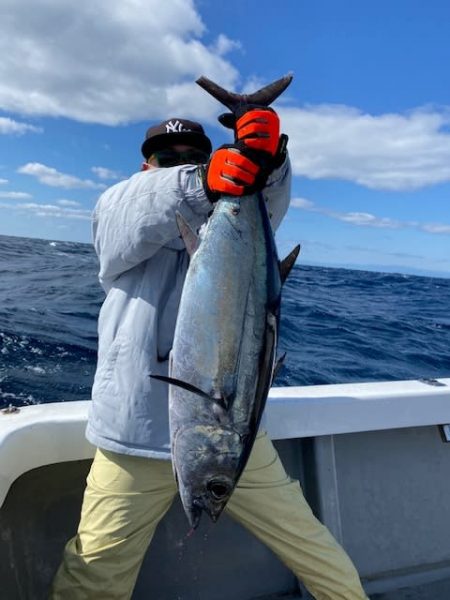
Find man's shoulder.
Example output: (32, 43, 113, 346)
(96, 171, 153, 206)
(95, 165, 205, 212)
(102, 166, 196, 192)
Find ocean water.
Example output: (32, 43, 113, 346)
(1, 234, 449, 409)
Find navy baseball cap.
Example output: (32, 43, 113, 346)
(141, 118, 212, 159)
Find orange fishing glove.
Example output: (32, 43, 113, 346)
(218, 106, 288, 170)
(204, 142, 269, 201)
(235, 106, 280, 156)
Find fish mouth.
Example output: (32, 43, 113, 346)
(202, 500, 226, 524)
(186, 500, 203, 530)
(185, 478, 233, 528)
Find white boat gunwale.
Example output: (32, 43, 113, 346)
(1, 377, 449, 509)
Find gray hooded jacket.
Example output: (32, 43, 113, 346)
(86, 159, 291, 458)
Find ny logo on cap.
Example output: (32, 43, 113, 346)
(165, 120, 190, 133)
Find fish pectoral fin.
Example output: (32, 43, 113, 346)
(150, 374, 217, 403)
(280, 244, 301, 284)
(150, 375, 210, 399)
(175, 211, 199, 257)
(272, 352, 287, 383)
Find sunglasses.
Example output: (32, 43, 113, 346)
(150, 148, 210, 168)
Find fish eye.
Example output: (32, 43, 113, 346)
(207, 480, 231, 501)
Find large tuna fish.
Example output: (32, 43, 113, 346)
(153, 76, 299, 528)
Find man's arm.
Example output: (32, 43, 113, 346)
(93, 166, 212, 287)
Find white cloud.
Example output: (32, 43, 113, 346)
(281, 105, 450, 191)
(0, 190, 32, 199)
(17, 202, 91, 220)
(91, 166, 122, 181)
(210, 34, 241, 56)
(18, 163, 105, 189)
(336, 211, 401, 229)
(421, 223, 450, 234)
(291, 197, 315, 210)
(0, 0, 239, 125)
(0, 116, 41, 135)
(0, 178, 9, 184)
(292, 196, 450, 234)
(57, 199, 81, 207)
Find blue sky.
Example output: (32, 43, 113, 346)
(0, 0, 449, 277)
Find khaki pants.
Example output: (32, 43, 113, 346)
(50, 432, 368, 600)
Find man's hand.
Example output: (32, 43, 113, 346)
(204, 142, 270, 201)
(235, 106, 280, 156)
(218, 106, 287, 170)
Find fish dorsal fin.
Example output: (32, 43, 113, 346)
(272, 352, 287, 384)
(150, 374, 228, 410)
(280, 244, 301, 284)
(176, 211, 199, 257)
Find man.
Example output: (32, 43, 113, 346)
(50, 110, 369, 599)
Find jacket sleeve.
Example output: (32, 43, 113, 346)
(93, 166, 212, 288)
(262, 154, 292, 231)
